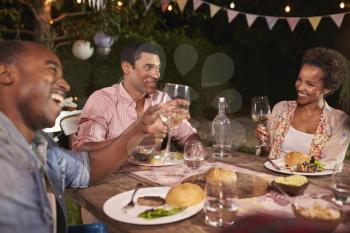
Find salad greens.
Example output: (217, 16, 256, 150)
(313, 160, 325, 171)
(138, 207, 185, 219)
(296, 156, 325, 173)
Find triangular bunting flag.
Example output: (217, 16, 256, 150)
(330, 13, 345, 28)
(308, 16, 322, 31)
(209, 4, 220, 18)
(265, 16, 278, 30)
(176, 0, 188, 12)
(287, 17, 300, 31)
(161, 0, 170, 12)
(142, 0, 153, 11)
(227, 10, 238, 23)
(245, 14, 258, 27)
(193, 0, 203, 11)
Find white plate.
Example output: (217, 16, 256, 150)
(103, 187, 203, 225)
(264, 159, 333, 176)
(128, 154, 184, 167)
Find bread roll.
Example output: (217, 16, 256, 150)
(284, 152, 309, 167)
(165, 183, 204, 208)
(205, 168, 237, 184)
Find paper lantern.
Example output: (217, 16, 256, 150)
(96, 47, 111, 56)
(94, 30, 114, 48)
(72, 40, 94, 60)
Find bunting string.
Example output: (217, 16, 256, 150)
(189, 0, 350, 31)
(152, 0, 350, 31)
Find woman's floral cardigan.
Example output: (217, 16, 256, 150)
(267, 100, 350, 167)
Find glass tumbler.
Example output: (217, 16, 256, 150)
(183, 140, 205, 169)
(203, 180, 238, 227)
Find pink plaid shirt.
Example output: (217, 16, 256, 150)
(73, 83, 197, 150)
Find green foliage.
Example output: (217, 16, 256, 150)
(0, 5, 21, 37)
(65, 192, 82, 225)
(0, 0, 169, 47)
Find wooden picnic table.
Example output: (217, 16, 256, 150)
(70, 151, 350, 233)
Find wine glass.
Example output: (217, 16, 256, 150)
(183, 140, 205, 170)
(160, 83, 190, 161)
(331, 162, 350, 206)
(251, 96, 271, 155)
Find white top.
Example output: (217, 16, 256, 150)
(280, 126, 314, 158)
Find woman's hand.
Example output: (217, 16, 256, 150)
(254, 124, 271, 145)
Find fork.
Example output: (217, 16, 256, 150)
(122, 183, 142, 212)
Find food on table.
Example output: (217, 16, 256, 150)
(136, 146, 154, 155)
(274, 175, 308, 187)
(273, 175, 309, 196)
(132, 151, 183, 164)
(283, 152, 324, 173)
(205, 167, 237, 184)
(149, 158, 163, 165)
(297, 203, 341, 221)
(164, 151, 183, 160)
(137, 196, 165, 207)
(138, 207, 185, 219)
(133, 152, 151, 162)
(165, 183, 204, 208)
(284, 152, 310, 167)
(295, 156, 325, 173)
(182, 168, 269, 198)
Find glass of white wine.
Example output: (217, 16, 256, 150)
(251, 96, 271, 154)
(160, 83, 190, 161)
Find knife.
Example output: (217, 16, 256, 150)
(267, 158, 281, 171)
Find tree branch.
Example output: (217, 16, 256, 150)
(1, 28, 35, 35)
(18, 0, 42, 23)
(52, 11, 94, 23)
(54, 34, 69, 41)
(54, 41, 73, 50)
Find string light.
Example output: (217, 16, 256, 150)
(77, 0, 82, 4)
(117, 1, 123, 7)
(45, 0, 55, 5)
(340, 2, 345, 9)
(49, 20, 54, 24)
(285, 4, 291, 13)
(229, 2, 235, 9)
(167, 4, 173, 11)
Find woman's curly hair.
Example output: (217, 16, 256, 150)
(302, 47, 349, 95)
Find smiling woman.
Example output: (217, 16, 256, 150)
(255, 47, 350, 166)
